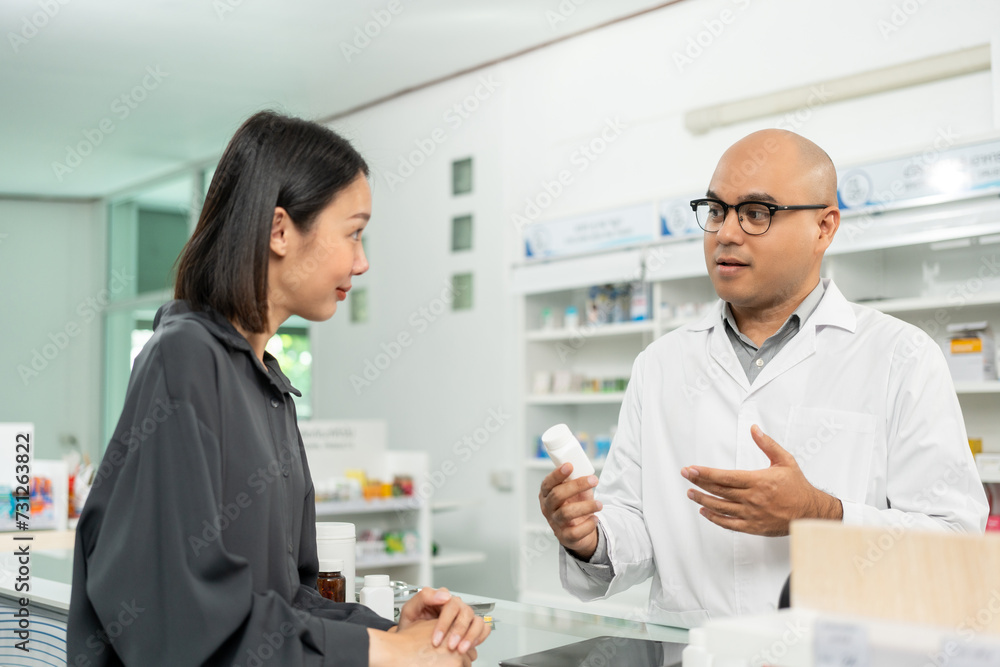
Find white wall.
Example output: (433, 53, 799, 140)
(0, 198, 106, 463)
(290, 0, 1000, 600)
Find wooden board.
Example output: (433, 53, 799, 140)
(790, 520, 1000, 633)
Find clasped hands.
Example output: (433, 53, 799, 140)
(370, 587, 490, 667)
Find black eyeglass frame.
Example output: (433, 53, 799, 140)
(689, 198, 828, 235)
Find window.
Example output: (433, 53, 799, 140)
(350, 287, 369, 323)
(265, 326, 313, 419)
(451, 214, 473, 252)
(451, 157, 473, 196)
(452, 273, 474, 311)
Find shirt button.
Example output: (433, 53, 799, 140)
(281, 464, 291, 477)
(270, 398, 280, 408)
(755, 358, 764, 368)
(287, 542, 294, 554)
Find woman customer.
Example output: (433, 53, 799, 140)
(68, 111, 489, 666)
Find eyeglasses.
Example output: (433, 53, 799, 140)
(689, 198, 828, 236)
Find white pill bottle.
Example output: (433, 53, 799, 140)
(542, 423, 595, 479)
(359, 574, 395, 621)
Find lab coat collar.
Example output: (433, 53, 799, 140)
(686, 278, 855, 334)
(153, 300, 302, 397)
(688, 279, 857, 394)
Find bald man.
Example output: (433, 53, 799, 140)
(539, 130, 988, 626)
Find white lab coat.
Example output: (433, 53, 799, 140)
(560, 279, 988, 628)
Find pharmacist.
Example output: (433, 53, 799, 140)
(539, 129, 989, 627)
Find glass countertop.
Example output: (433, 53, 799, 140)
(1, 546, 688, 665)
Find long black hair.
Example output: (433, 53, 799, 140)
(175, 111, 368, 333)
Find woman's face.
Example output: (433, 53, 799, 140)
(271, 172, 371, 323)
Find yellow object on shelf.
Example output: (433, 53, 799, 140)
(969, 438, 983, 455)
(345, 469, 367, 487)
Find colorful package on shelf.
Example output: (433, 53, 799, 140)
(392, 475, 414, 497)
(0, 475, 58, 531)
(384, 531, 405, 554)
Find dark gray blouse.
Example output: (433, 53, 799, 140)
(68, 300, 394, 666)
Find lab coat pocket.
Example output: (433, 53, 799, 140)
(784, 407, 876, 504)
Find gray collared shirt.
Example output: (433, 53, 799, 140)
(723, 280, 827, 383)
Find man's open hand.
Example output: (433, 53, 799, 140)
(681, 424, 843, 536)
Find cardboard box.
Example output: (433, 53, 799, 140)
(944, 321, 996, 382)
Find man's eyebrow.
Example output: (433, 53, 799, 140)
(351, 212, 371, 221)
(738, 191, 777, 204)
(704, 189, 778, 204)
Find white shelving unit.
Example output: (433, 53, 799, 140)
(513, 192, 1000, 618)
(315, 482, 432, 587)
(429, 498, 487, 574)
(301, 423, 435, 587)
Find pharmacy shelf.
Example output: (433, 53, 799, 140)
(524, 458, 605, 471)
(526, 393, 626, 405)
(356, 554, 423, 569)
(526, 320, 656, 342)
(865, 292, 1000, 314)
(976, 455, 1000, 483)
(432, 549, 488, 568)
(430, 498, 483, 513)
(315, 498, 423, 515)
(954, 382, 1000, 394)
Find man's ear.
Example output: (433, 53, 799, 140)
(270, 207, 291, 257)
(816, 207, 840, 253)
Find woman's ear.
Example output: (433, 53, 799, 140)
(270, 207, 291, 257)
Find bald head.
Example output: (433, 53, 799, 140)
(713, 129, 838, 205)
(702, 129, 841, 318)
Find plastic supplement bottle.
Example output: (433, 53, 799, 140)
(542, 423, 595, 479)
(317, 558, 346, 603)
(316, 522, 356, 601)
(359, 574, 394, 621)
